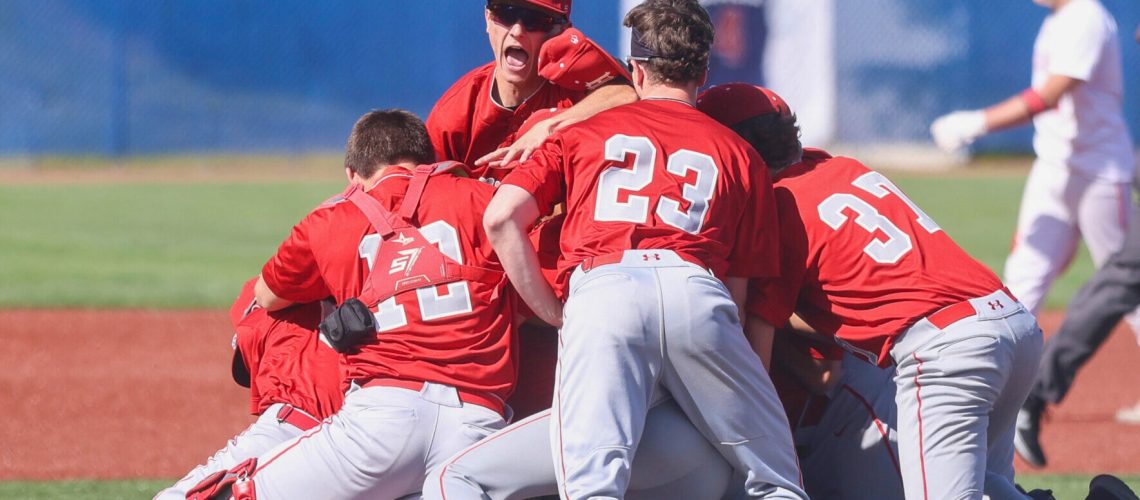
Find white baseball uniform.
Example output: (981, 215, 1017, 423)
(1004, 0, 1136, 316)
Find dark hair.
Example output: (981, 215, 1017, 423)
(623, 0, 713, 84)
(344, 109, 434, 179)
(731, 112, 803, 171)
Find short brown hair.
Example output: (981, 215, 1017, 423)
(344, 109, 434, 178)
(732, 113, 803, 171)
(623, 0, 713, 84)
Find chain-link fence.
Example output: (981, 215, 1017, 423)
(1, 0, 1137, 157)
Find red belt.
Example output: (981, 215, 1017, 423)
(580, 250, 706, 272)
(927, 287, 1017, 330)
(361, 378, 505, 417)
(275, 404, 321, 431)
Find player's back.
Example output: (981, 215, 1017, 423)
(228, 278, 344, 420)
(541, 99, 776, 282)
(776, 149, 1003, 364)
(297, 171, 515, 401)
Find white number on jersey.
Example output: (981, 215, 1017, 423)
(594, 135, 720, 234)
(817, 171, 942, 264)
(357, 220, 473, 332)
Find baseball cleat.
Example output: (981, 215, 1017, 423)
(1017, 483, 1057, 500)
(1014, 407, 1047, 468)
(1087, 474, 1140, 500)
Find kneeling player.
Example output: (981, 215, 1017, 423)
(155, 279, 342, 500)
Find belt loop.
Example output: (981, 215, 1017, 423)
(275, 404, 294, 424)
(581, 257, 594, 272)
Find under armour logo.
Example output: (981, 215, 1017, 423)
(988, 300, 1004, 310)
(392, 232, 414, 246)
(585, 71, 614, 91)
(570, 34, 579, 44)
(642, 253, 661, 261)
(389, 248, 423, 276)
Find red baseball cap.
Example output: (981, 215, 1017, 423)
(229, 277, 260, 328)
(696, 83, 792, 127)
(517, 0, 571, 17)
(539, 28, 630, 91)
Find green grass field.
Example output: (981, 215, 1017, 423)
(0, 165, 1096, 309)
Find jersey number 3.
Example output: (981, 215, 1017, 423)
(594, 135, 719, 234)
(357, 220, 474, 332)
(817, 172, 941, 264)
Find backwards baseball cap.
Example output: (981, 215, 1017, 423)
(696, 83, 792, 127)
(516, 0, 572, 17)
(539, 28, 630, 91)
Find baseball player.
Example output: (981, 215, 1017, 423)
(428, 0, 633, 421)
(1009, 13, 1140, 468)
(483, 1, 805, 498)
(699, 83, 1043, 500)
(155, 279, 343, 500)
(930, 0, 1135, 316)
(188, 110, 516, 500)
(427, 0, 636, 180)
(767, 330, 905, 500)
(930, 0, 1136, 396)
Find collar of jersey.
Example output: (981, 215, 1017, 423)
(488, 76, 548, 112)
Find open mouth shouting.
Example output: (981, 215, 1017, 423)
(503, 45, 530, 73)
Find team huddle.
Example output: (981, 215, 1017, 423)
(156, 1, 1138, 499)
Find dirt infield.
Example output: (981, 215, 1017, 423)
(1, 308, 1138, 481)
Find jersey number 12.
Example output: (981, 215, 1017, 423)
(357, 220, 474, 332)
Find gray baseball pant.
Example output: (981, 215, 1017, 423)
(1027, 202, 1140, 408)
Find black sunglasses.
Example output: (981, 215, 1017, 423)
(487, 2, 565, 33)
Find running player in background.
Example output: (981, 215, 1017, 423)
(931, 1, 1136, 469)
(701, 83, 1043, 500)
(155, 280, 342, 500)
(484, 1, 805, 497)
(1010, 16, 1140, 470)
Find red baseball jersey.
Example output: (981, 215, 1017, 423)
(502, 99, 781, 292)
(231, 287, 344, 419)
(747, 149, 1004, 367)
(260, 171, 517, 402)
(427, 62, 585, 180)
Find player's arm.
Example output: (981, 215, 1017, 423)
(931, 74, 1080, 152)
(254, 274, 294, 311)
(772, 329, 843, 396)
(484, 185, 563, 328)
(476, 82, 636, 168)
(982, 74, 1080, 132)
(744, 312, 776, 371)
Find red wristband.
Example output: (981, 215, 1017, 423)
(1020, 88, 1049, 115)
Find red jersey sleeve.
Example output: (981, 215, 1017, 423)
(727, 149, 781, 278)
(260, 211, 333, 304)
(501, 137, 567, 216)
(747, 185, 808, 327)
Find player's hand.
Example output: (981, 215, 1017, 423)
(475, 117, 556, 169)
(930, 110, 987, 152)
